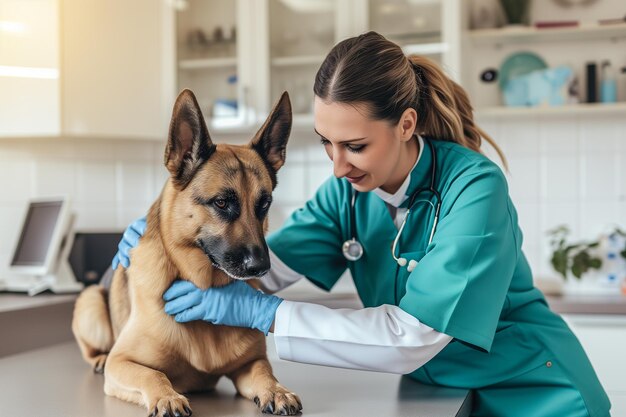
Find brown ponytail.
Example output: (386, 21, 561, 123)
(314, 31, 508, 170)
(408, 55, 507, 170)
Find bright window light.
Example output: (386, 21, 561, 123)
(0, 21, 26, 34)
(0, 66, 59, 79)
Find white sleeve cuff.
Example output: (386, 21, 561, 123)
(273, 300, 452, 374)
(258, 249, 305, 294)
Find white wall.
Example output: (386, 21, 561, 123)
(481, 114, 626, 279)
(1, 115, 625, 279)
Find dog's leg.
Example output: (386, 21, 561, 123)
(72, 285, 113, 374)
(229, 358, 302, 415)
(104, 354, 192, 417)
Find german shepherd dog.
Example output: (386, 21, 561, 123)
(72, 89, 302, 416)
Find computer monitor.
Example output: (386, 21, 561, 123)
(1, 198, 83, 295)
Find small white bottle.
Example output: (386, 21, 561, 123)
(600, 231, 626, 291)
(600, 61, 617, 103)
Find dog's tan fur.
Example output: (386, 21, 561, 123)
(72, 89, 301, 416)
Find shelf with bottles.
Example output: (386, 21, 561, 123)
(468, 22, 626, 46)
(175, 0, 238, 61)
(463, 23, 626, 113)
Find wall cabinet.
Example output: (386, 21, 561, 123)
(1, 0, 176, 140)
(1, 0, 463, 139)
(0, 0, 60, 137)
(175, 0, 462, 134)
(4, 1, 625, 138)
(61, 0, 176, 140)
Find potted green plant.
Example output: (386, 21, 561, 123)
(548, 225, 602, 280)
(499, 0, 531, 26)
(547, 225, 626, 284)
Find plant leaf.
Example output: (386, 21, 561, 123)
(589, 258, 602, 269)
(551, 250, 568, 279)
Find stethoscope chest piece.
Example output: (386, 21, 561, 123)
(342, 238, 363, 261)
(342, 137, 441, 273)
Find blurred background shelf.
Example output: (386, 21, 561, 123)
(469, 22, 626, 45)
(475, 102, 626, 118)
(271, 55, 325, 67)
(402, 42, 448, 56)
(178, 57, 237, 70)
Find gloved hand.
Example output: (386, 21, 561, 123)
(111, 216, 147, 269)
(163, 280, 283, 335)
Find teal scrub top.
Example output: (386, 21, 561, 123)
(267, 139, 610, 417)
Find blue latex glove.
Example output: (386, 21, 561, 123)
(111, 216, 147, 269)
(163, 280, 283, 335)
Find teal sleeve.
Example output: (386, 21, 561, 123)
(267, 176, 348, 291)
(399, 169, 518, 352)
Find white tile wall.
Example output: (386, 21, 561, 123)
(0, 114, 625, 279)
(479, 114, 626, 279)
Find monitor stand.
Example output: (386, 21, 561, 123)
(0, 260, 83, 296)
(35, 260, 83, 296)
(0, 214, 84, 296)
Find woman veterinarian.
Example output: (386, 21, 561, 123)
(113, 32, 610, 417)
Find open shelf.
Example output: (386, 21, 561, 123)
(271, 55, 325, 67)
(178, 57, 237, 70)
(475, 102, 626, 118)
(469, 22, 626, 45)
(402, 42, 448, 56)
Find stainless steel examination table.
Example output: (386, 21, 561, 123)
(0, 340, 471, 416)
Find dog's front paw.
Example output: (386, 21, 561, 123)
(253, 385, 302, 415)
(148, 394, 192, 417)
(92, 353, 107, 374)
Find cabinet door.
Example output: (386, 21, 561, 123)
(267, 0, 339, 119)
(176, 0, 256, 131)
(0, 0, 60, 137)
(364, 0, 461, 81)
(564, 315, 626, 393)
(61, 0, 175, 139)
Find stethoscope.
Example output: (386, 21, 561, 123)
(342, 137, 442, 273)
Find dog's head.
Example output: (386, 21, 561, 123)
(162, 89, 291, 280)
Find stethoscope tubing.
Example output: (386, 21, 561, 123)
(343, 136, 441, 263)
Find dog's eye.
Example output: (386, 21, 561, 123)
(261, 200, 271, 210)
(214, 199, 227, 210)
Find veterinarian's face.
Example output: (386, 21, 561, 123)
(314, 96, 416, 193)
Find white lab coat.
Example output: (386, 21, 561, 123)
(260, 137, 452, 374)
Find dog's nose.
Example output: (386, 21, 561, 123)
(242, 246, 270, 277)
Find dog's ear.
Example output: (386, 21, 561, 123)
(165, 89, 216, 189)
(249, 92, 292, 181)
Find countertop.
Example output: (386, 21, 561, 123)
(545, 293, 626, 315)
(2, 289, 626, 359)
(0, 341, 472, 417)
(2, 288, 626, 416)
(0, 292, 75, 357)
(277, 288, 626, 316)
(0, 293, 75, 313)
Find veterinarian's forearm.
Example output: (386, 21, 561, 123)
(258, 249, 304, 294)
(272, 301, 452, 374)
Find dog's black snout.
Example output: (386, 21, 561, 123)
(242, 245, 270, 277)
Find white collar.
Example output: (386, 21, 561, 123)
(372, 136, 424, 208)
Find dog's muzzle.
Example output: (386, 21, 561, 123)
(198, 239, 270, 280)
